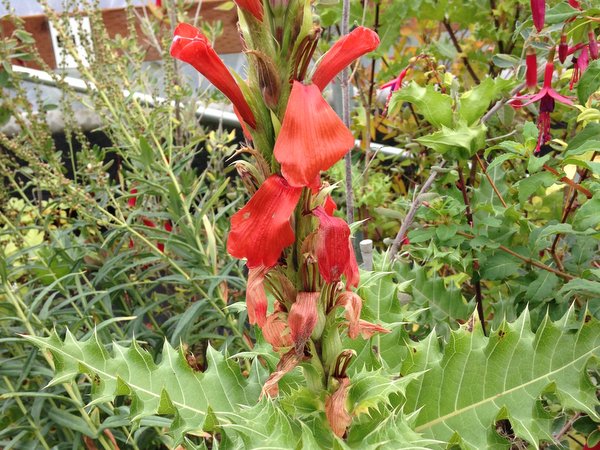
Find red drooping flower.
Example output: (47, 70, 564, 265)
(336, 291, 389, 339)
(526, 48, 538, 89)
(568, 0, 581, 9)
(510, 62, 573, 108)
(530, 0, 545, 32)
(589, 31, 599, 60)
(535, 96, 554, 155)
(312, 207, 359, 288)
(570, 47, 590, 90)
(325, 377, 352, 437)
(382, 65, 411, 115)
(233, 0, 263, 21)
(227, 175, 302, 268)
(273, 82, 354, 188)
(263, 309, 293, 350)
(558, 35, 568, 64)
(170, 23, 256, 128)
(311, 26, 380, 91)
(288, 292, 319, 353)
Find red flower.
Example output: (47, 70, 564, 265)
(312, 27, 380, 91)
(127, 188, 138, 208)
(510, 62, 573, 108)
(530, 0, 545, 32)
(589, 31, 599, 60)
(170, 23, 256, 128)
(568, 0, 581, 9)
(526, 48, 538, 89)
(312, 207, 359, 288)
(558, 35, 568, 64)
(288, 292, 319, 353)
(570, 47, 589, 90)
(273, 82, 354, 187)
(227, 175, 302, 268)
(263, 309, 293, 350)
(233, 0, 263, 21)
(325, 377, 352, 437)
(246, 266, 269, 326)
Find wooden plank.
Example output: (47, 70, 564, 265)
(0, 2, 241, 70)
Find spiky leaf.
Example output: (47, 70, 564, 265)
(401, 310, 600, 449)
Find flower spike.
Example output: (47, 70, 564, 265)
(274, 82, 355, 187)
(170, 23, 256, 128)
(311, 27, 380, 91)
(227, 175, 302, 268)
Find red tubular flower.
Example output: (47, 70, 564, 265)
(274, 82, 354, 187)
(568, 0, 581, 9)
(128, 188, 138, 208)
(589, 31, 599, 60)
(312, 207, 359, 288)
(227, 175, 302, 268)
(311, 26, 380, 91)
(570, 47, 589, 90)
(170, 23, 256, 128)
(382, 65, 411, 115)
(530, 0, 545, 32)
(288, 292, 319, 353)
(233, 0, 263, 21)
(558, 35, 568, 64)
(526, 48, 538, 89)
(510, 62, 573, 108)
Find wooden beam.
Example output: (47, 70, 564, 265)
(0, 2, 241, 70)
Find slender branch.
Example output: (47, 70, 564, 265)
(442, 19, 480, 84)
(543, 164, 593, 199)
(475, 153, 508, 207)
(482, 82, 524, 124)
(388, 163, 445, 261)
(554, 413, 581, 443)
(457, 231, 576, 281)
(457, 164, 486, 336)
(341, 0, 354, 224)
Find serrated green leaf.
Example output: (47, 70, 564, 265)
(481, 252, 521, 280)
(24, 331, 266, 442)
(416, 123, 487, 159)
(459, 78, 513, 125)
(577, 59, 600, 104)
(401, 309, 600, 449)
(389, 82, 453, 128)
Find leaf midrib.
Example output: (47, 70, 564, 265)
(415, 345, 598, 432)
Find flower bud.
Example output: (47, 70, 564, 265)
(526, 48, 538, 89)
(558, 35, 568, 64)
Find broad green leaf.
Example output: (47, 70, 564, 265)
(389, 82, 453, 128)
(565, 123, 600, 156)
(577, 59, 600, 104)
(573, 192, 600, 232)
(416, 123, 487, 159)
(524, 270, 559, 304)
(459, 77, 513, 125)
(545, 2, 579, 24)
(514, 172, 555, 205)
(401, 310, 600, 449)
(558, 278, 600, 299)
(24, 331, 267, 443)
(481, 252, 521, 280)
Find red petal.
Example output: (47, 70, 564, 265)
(526, 50, 537, 89)
(274, 82, 354, 187)
(324, 195, 337, 216)
(227, 175, 302, 268)
(170, 23, 256, 128)
(246, 265, 269, 326)
(234, 0, 263, 21)
(262, 311, 293, 350)
(312, 207, 359, 287)
(288, 292, 319, 353)
(261, 349, 302, 398)
(312, 27, 380, 91)
(128, 188, 138, 208)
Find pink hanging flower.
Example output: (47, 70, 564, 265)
(510, 62, 573, 108)
(570, 47, 589, 90)
(589, 31, 599, 60)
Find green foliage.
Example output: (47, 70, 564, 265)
(401, 309, 600, 449)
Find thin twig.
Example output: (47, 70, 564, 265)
(481, 82, 524, 124)
(554, 413, 581, 443)
(457, 231, 576, 281)
(388, 163, 445, 261)
(442, 19, 480, 84)
(475, 153, 508, 207)
(543, 164, 593, 199)
(341, 0, 354, 224)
